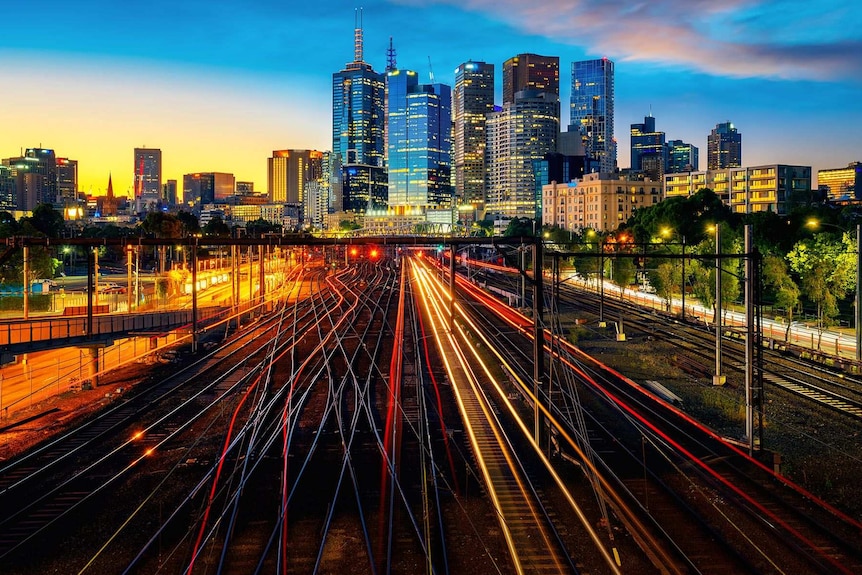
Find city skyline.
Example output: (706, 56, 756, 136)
(1, 0, 859, 197)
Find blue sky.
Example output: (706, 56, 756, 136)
(1, 0, 859, 195)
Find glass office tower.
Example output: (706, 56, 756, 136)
(630, 115, 667, 180)
(570, 58, 615, 173)
(332, 18, 387, 214)
(707, 122, 742, 169)
(386, 69, 452, 210)
(453, 61, 494, 209)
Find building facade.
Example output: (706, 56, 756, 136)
(570, 58, 616, 173)
(818, 162, 862, 200)
(707, 122, 741, 169)
(386, 69, 452, 212)
(665, 164, 810, 214)
(486, 90, 559, 220)
(542, 172, 661, 232)
(453, 60, 494, 211)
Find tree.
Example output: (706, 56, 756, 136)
(22, 204, 65, 238)
(762, 253, 801, 341)
(246, 218, 281, 237)
(177, 210, 201, 237)
(139, 212, 182, 239)
(788, 232, 855, 347)
(503, 217, 535, 238)
(202, 215, 231, 237)
(626, 188, 733, 245)
(651, 261, 679, 312)
(685, 227, 741, 323)
(339, 220, 361, 231)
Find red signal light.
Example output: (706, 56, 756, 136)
(369, 248, 379, 259)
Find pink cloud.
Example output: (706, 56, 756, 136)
(418, 0, 861, 80)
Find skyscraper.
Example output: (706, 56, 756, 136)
(0, 165, 15, 210)
(707, 122, 742, 169)
(133, 147, 162, 211)
(331, 11, 386, 214)
(386, 69, 452, 210)
(183, 173, 235, 206)
(453, 60, 494, 210)
(56, 157, 77, 202)
(268, 149, 324, 206)
(667, 140, 699, 173)
(486, 90, 559, 219)
(570, 58, 616, 173)
(306, 151, 335, 230)
(630, 115, 666, 180)
(503, 53, 559, 105)
(2, 148, 57, 210)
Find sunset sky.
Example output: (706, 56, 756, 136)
(1, 0, 859, 196)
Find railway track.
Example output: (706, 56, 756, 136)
(449, 259, 862, 574)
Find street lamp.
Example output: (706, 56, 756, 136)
(806, 219, 862, 362)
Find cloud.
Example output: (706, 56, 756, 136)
(416, 0, 862, 81)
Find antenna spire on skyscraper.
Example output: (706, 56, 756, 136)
(386, 36, 397, 72)
(353, 7, 364, 63)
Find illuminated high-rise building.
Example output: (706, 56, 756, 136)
(2, 148, 57, 210)
(386, 69, 452, 210)
(133, 147, 162, 211)
(486, 90, 559, 220)
(0, 165, 15, 210)
(818, 162, 862, 200)
(306, 151, 335, 230)
(268, 149, 324, 206)
(183, 172, 235, 206)
(503, 53, 559, 105)
(163, 180, 178, 206)
(707, 122, 741, 169)
(630, 115, 666, 180)
(331, 10, 386, 214)
(454, 60, 494, 209)
(667, 140, 699, 173)
(570, 58, 616, 173)
(56, 157, 77, 201)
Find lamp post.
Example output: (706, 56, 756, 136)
(806, 219, 862, 362)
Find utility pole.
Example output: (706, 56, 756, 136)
(714, 224, 726, 385)
(744, 225, 755, 453)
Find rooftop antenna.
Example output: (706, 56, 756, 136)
(427, 55, 435, 83)
(353, 7, 364, 63)
(386, 36, 397, 72)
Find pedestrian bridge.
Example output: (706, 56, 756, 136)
(0, 307, 228, 362)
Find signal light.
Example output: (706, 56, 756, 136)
(369, 248, 379, 259)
